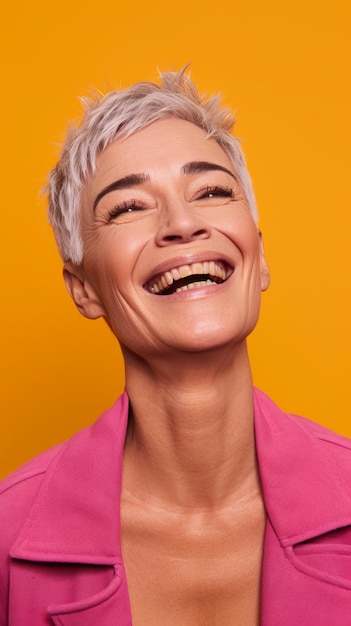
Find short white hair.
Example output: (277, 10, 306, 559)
(46, 67, 258, 264)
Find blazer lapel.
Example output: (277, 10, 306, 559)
(10, 392, 133, 624)
(254, 388, 351, 624)
(10, 387, 351, 624)
(11, 392, 129, 564)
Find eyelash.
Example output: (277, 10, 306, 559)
(106, 199, 148, 222)
(106, 185, 234, 222)
(198, 185, 234, 199)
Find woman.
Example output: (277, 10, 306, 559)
(1, 68, 351, 625)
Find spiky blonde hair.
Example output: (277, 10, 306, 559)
(47, 67, 257, 264)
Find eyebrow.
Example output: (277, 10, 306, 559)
(93, 173, 150, 212)
(93, 161, 236, 212)
(180, 161, 237, 180)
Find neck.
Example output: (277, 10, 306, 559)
(122, 341, 260, 510)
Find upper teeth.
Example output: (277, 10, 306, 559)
(148, 261, 228, 294)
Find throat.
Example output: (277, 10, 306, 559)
(124, 374, 257, 508)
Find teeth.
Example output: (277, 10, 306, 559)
(171, 268, 181, 280)
(179, 265, 192, 278)
(174, 280, 217, 293)
(148, 260, 229, 295)
(191, 262, 204, 274)
(165, 271, 173, 285)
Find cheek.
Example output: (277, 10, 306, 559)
(83, 228, 142, 288)
(210, 208, 258, 246)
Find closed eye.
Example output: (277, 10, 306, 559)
(106, 199, 148, 222)
(105, 185, 234, 222)
(197, 185, 234, 200)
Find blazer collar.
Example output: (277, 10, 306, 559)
(11, 392, 129, 565)
(12, 388, 351, 564)
(254, 388, 351, 546)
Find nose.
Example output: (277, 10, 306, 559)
(155, 201, 211, 247)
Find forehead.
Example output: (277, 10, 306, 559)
(89, 118, 234, 189)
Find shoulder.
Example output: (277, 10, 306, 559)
(0, 443, 67, 556)
(254, 386, 351, 439)
(287, 411, 351, 450)
(254, 386, 351, 462)
(0, 441, 67, 615)
(254, 387, 351, 548)
(0, 393, 129, 614)
(0, 391, 129, 552)
(0, 441, 65, 494)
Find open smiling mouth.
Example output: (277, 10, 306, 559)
(144, 261, 234, 296)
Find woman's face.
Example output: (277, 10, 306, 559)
(67, 118, 269, 358)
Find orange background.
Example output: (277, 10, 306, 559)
(1, 0, 350, 478)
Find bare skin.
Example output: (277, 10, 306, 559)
(65, 119, 270, 623)
(120, 342, 266, 625)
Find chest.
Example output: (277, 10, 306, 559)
(121, 500, 265, 625)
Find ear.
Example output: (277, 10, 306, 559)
(258, 232, 270, 292)
(63, 262, 106, 320)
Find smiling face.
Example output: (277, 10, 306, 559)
(64, 118, 269, 359)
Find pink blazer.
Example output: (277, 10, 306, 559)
(1, 388, 351, 624)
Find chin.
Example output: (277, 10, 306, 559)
(166, 324, 251, 355)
